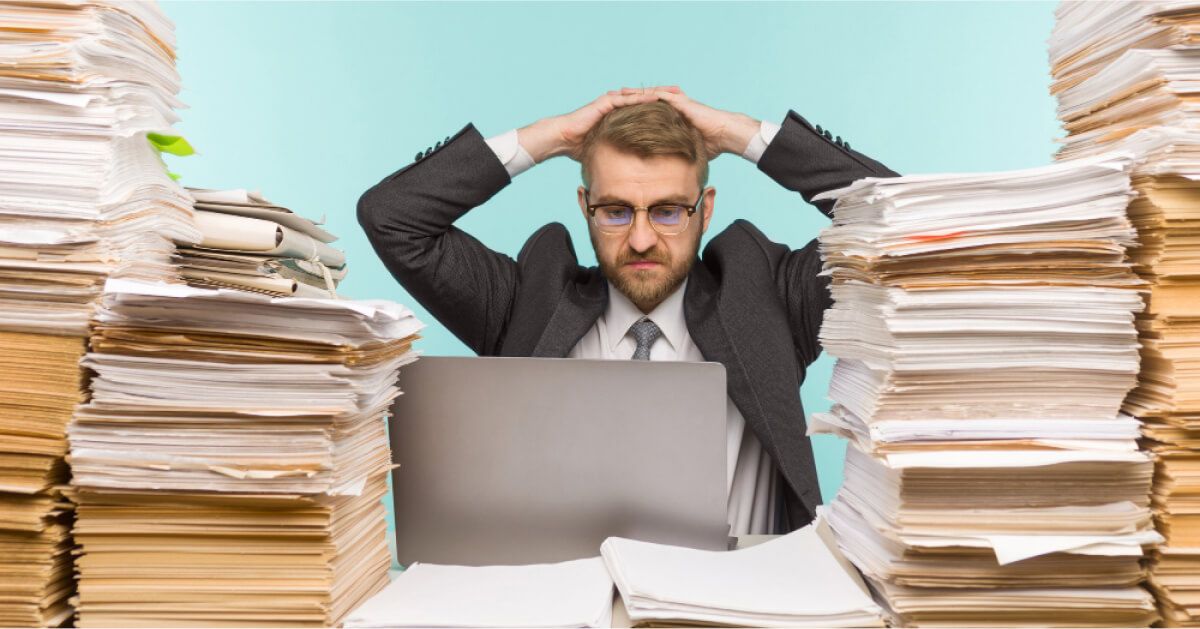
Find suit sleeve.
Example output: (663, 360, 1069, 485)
(755, 110, 900, 367)
(357, 123, 518, 356)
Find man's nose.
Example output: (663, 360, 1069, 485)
(626, 211, 660, 253)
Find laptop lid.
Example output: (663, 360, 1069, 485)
(389, 356, 729, 566)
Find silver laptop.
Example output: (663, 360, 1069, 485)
(389, 356, 729, 566)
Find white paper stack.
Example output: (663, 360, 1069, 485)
(813, 155, 1160, 627)
(0, 2, 197, 625)
(345, 558, 615, 629)
(1052, 5, 1200, 624)
(178, 188, 347, 298)
(0, 0, 199, 336)
(1050, 2, 1200, 160)
(601, 517, 884, 628)
(67, 279, 423, 627)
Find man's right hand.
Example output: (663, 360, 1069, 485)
(517, 87, 679, 163)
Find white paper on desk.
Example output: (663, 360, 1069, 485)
(343, 558, 613, 628)
(602, 518, 883, 627)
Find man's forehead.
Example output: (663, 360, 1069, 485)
(588, 144, 701, 199)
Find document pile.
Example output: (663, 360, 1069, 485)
(178, 188, 347, 297)
(1051, 3, 1200, 624)
(602, 518, 884, 627)
(0, 332, 82, 628)
(67, 279, 423, 627)
(344, 518, 882, 629)
(345, 558, 615, 629)
(1050, 1, 1200, 161)
(812, 155, 1161, 627)
(0, 1, 196, 625)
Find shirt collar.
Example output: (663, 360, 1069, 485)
(605, 278, 689, 354)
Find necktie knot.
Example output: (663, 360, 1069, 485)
(629, 318, 662, 360)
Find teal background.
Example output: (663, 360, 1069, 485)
(160, 0, 1060, 520)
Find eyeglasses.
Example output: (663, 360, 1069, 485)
(584, 189, 705, 236)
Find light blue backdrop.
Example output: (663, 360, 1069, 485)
(161, 0, 1060, 511)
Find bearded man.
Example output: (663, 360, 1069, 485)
(358, 86, 897, 535)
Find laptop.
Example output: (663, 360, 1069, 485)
(389, 356, 729, 566)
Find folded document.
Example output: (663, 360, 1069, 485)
(602, 517, 884, 628)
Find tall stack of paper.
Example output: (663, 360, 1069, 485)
(0, 2, 196, 625)
(0, 332, 81, 627)
(68, 279, 423, 627)
(1050, 2, 1200, 160)
(0, 0, 198, 334)
(1052, 4, 1200, 624)
(178, 188, 347, 298)
(812, 155, 1160, 627)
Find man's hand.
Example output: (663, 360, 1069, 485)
(517, 87, 677, 163)
(647, 88, 761, 160)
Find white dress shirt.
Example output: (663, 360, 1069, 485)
(485, 120, 784, 535)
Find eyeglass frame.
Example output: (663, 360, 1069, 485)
(583, 188, 707, 236)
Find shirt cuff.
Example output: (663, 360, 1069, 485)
(484, 128, 536, 177)
(741, 120, 782, 164)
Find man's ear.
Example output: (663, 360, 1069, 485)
(700, 186, 716, 234)
(577, 185, 589, 221)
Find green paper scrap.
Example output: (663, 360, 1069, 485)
(167, 172, 181, 181)
(147, 133, 195, 156)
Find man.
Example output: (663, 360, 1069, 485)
(358, 86, 897, 534)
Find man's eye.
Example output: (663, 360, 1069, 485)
(602, 207, 631, 220)
(650, 206, 683, 223)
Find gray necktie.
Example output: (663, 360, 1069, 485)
(629, 318, 662, 360)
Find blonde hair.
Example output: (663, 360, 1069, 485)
(580, 101, 709, 188)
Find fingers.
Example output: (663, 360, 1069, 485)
(609, 91, 659, 107)
(606, 86, 683, 98)
(614, 92, 656, 105)
(590, 92, 654, 116)
(615, 85, 682, 96)
(595, 86, 679, 113)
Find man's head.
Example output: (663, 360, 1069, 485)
(576, 101, 715, 314)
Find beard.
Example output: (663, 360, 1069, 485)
(594, 232, 700, 313)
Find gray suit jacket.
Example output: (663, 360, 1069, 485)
(358, 109, 897, 530)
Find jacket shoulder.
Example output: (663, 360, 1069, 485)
(702, 219, 787, 269)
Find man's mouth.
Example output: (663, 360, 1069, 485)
(625, 261, 661, 270)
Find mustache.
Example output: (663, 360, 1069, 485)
(616, 248, 670, 266)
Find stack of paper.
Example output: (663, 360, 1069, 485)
(0, 332, 83, 626)
(178, 188, 347, 298)
(0, 0, 198, 335)
(812, 155, 1160, 627)
(68, 279, 423, 627)
(601, 517, 884, 627)
(0, 2, 196, 625)
(0, 487, 73, 628)
(1052, 5, 1200, 623)
(1050, 2, 1200, 160)
(345, 558, 615, 629)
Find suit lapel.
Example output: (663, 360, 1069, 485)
(531, 268, 607, 358)
(684, 260, 779, 450)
